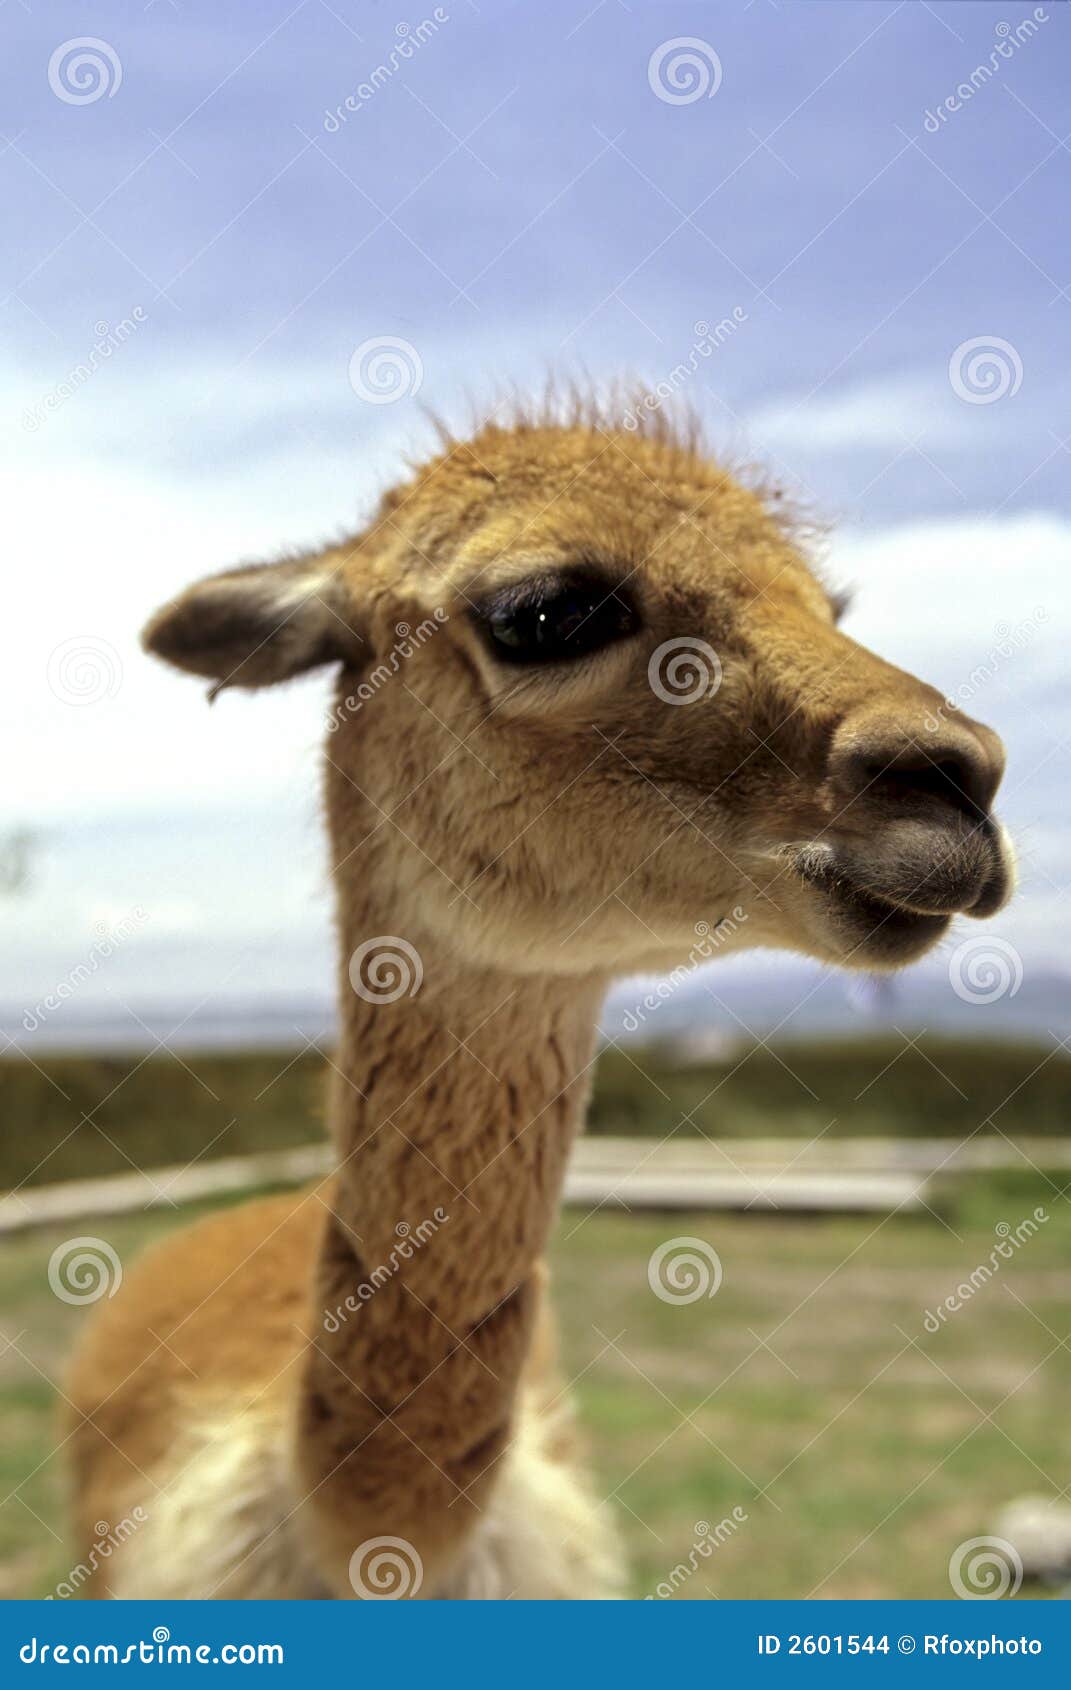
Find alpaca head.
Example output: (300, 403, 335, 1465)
(144, 414, 1012, 983)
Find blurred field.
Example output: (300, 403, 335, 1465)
(0, 1169, 1068, 1599)
(2, 1035, 1069, 1193)
(1, 1037, 1068, 1599)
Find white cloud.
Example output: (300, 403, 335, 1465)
(748, 372, 986, 454)
(830, 510, 1064, 695)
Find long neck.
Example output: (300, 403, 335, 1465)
(294, 905, 605, 1595)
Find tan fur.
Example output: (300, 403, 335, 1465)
(66, 408, 1011, 1598)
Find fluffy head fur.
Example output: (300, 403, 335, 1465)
(145, 405, 1011, 974)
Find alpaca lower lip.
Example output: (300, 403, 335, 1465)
(806, 873, 947, 934)
(834, 883, 944, 932)
(796, 867, 952, 960)
(793, 822, 1012, 925)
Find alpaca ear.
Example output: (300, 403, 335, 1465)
(142, 554, 365, 697)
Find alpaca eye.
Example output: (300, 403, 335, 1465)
(475, 576, 640, 665)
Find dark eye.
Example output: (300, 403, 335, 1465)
(474, 574, 640, 665)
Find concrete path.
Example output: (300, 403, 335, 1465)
(3, 1133, 1066, 1235)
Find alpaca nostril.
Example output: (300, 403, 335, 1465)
(862, 754, 982, 819)
(831, 716, 1004, 823)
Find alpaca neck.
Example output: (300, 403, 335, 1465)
(295, 920, 605, 1593)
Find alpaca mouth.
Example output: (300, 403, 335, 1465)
(789, 817, 1014, 965)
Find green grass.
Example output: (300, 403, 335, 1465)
(590, 1037, 1071, 1141)
(2, 1174, 1068, 1599)
(0, 1050, 329, 1191)
(2, 1035, 1069, 1194)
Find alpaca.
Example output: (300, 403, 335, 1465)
(65, 407, 1012, 1599)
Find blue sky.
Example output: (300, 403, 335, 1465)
(4, 0, 1070, 1036)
